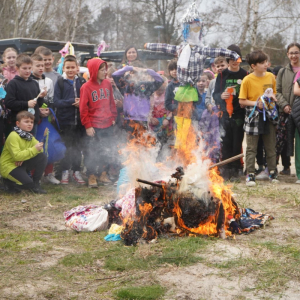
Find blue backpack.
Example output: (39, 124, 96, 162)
(36, 108, 66, 164)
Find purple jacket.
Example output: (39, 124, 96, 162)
(112, 66, 163, 121)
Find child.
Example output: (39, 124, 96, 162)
(149, 76, 172, 143)
(4, 54, 46, 137)
(112, 61, 163, 132)
(53, 55, 86, 185)
(0, 111, 47, 194)
(205, 57, 228, 112)
(2, 48, 19, 82)
(213, 44, 248, 181)
(165, 59, 179, 113)
(239, 50, 278, 186)
(79, 58, 117, 187)
(39, 47, 62, 87)
(195, 74, 208, 122)
(31, 54, 60, 185)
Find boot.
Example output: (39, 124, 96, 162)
(88, 174, 98, 188)
(98, 171, 112, 185)
(3, 178, 22, 194)
(31, 182, 47, 194)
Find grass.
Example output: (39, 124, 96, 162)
(114, 284, 165, 300)
(1, 181, 300, 299)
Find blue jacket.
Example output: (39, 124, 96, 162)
(195, 91, 206, 121)
(54, 77, 84, 126)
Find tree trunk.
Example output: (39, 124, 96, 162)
(250, 0, 259, 51)
(71, 0, 82, 42)
(239, 0, 251, 48)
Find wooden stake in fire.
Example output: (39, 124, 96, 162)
(209, 153, 244, 170)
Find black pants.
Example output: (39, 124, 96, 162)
(84, 126, 116, 176)
(9, 152, 47, 188)
(60, 125, 84, 172)
(220, 116, 244, 169)
(256, 135, 266, 167)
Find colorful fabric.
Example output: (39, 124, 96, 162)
(64, 204, 109, 232)
(115, 188, 136, 219)
(108, 224, 123, 235)
(104, 233, 121, 241)
(145, 43, 240, 86)
(276, 112, 288, 162)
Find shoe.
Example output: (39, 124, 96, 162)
(99, 171, 112, 185)
(246, 173, 256, 187)
(269, 171, 279, 183)
(255, 166, 264, 175)
(61, 170, 69, 185)
(31, 183, 47, 194)
(296, 179, 300, 184)
(45, 173, 60, 185)
(88, 174, 98, 188)
(256, 168, 269, 180)
(73, 171, 85, 185)
(3, 178, 22, 194)
(280, 168, 291, 175)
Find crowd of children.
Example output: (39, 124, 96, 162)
(1, 41, 300, 194)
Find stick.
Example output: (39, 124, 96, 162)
(136, 179, 163, 188)
(209, 153, 244, 170)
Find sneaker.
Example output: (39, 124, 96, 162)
(45, 173, 60, 185)
(73, 171, 85, 185)
(280, 168, 291, 175)
(256, 168, 269, 180)
(246, 173, 256, 187)
(269, 171, 279, 183)
(61, 170, 69, 185)
(88, 174, 98, 188)
(99, 171, 112, 185)
(295, 179, 300, 184)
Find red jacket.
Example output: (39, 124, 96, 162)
(79, 58, 117, 129)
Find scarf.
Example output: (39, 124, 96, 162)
(14, 126, 33, 141)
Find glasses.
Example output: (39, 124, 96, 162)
(288, 52, 300, 56)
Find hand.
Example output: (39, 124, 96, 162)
(72, 98, 80, 107)
(35, 142, 44, 151)
(150, 117, 160, 126)
(284, 105, 292, 114)
(39, 87, 47, 98)
(39, 108, 50, 117)
(86, 127, 95, 137)
(15, 161, 23, 167)
(28, 99, 37, 108)
(112, 120, 116, 126)
(221, 92, 230, 100)
(240, 104, 246, 108)
(207, 104, 213, 112)
(115, 100, 123, 108)
(162, 119, 169, 127)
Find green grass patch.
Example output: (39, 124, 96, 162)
(114, 284, 165, 300)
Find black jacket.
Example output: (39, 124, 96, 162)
(165, 79, 180, 112)
(213, 68, 248, 119)
(4, 75, 44, 124)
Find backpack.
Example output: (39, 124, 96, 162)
(57, 76, 86, 96)
(36, 108, 66, 164)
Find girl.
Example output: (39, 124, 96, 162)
(276, 43, 300, 176)
(120, 46, 140, 67)
(2, 48, 19, 82)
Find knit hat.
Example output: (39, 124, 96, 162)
(227, 44, 242, 60)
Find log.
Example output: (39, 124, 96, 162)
(136, 179, 163, 188)
(208, 154, 244, 170)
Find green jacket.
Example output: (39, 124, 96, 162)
(0, 131, 42, 184)
(276, 64, 297, 112)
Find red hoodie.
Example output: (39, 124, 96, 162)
(80, 58, 117, 129)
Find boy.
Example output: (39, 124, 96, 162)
(165, 59, 179, 113)
(195, 74, 208, 122)
(4, 54, 46, 137)
(213, 45, 248, 181)
(53, 55, 86, 185)
(31, 53, 60, 185)
(205, 57, 228, 111)
(0, 111, 47, 194)
(80, 58, 117, 187)
(39, 47, 62, 87)
(239, 50, 278, 186)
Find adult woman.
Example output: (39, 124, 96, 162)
(120, 46, 140, 67)
(276, 43, 300, 175)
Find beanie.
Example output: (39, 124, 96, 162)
(227, 44, 242, 60)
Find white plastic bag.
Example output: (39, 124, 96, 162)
(64, 205, 109, 232)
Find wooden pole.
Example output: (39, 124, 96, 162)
(209, 153, 244, 170)
(136, 179, 163, 188)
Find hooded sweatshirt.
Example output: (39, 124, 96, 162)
(79, 58, 117, 129)
(112, 66, 163, 121)
(213, 68, 248, 119)
(4, 75, 44, 124)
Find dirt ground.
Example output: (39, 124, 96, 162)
(1, 174, 300, 300)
